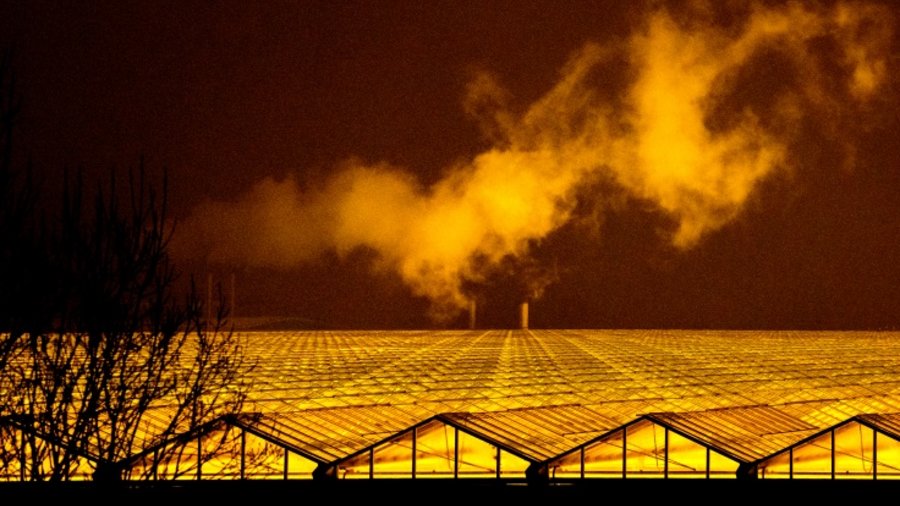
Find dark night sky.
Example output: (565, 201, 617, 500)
(2, 1, 900, 329)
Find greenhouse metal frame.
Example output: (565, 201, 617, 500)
(4, 329, 900, 481)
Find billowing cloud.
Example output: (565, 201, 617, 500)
(176, 2, 893, 318)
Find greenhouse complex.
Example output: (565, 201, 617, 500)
(4, 329, 900, 482)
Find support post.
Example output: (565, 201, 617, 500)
(240, 429, 246, 480)
(831, 430, 835, 480)
(789, 448, 793, 479)
(19, 430, 25, 481)
(664, 428, 669, 479)
(197, 435, 202, 480)
(706, 448, 710, 479)
(580, 447, 585, 479)
(874, 430, 878, 480)
(412, 429, 417, 479)
(454, 428, 459, 479)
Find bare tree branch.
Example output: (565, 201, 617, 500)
(0, 50, 252, 483)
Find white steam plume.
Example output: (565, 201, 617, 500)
(177, 2, 893, 318)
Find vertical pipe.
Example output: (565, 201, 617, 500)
(412, 428, 417, 479)
(240, 429, 246, 480)
(664, 428, 669, 479)
(454, 428, 459, 479)
(831, 430, 835, 480)
(705, 448, 710, 479)
(284, 448, 289, 480)
(622, 428, 627, 479)
(368, 448, 373, 479)
(580, 447, 585, 479)
(153, 449, 159, 481)
(19, 430, 25, 481)
(873, 430, 878, 480)
(496, 447, 501, 479)
(519, 302, 529, 330)
(197, 435, 202, 480)
(789, 448, 793, 479)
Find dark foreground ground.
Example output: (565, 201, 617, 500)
(2, 480, 899, 504)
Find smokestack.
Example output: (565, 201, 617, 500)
(519, 301, 529, 330)
(468, 299, 477, 330)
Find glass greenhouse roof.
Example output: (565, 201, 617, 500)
(8, 329, 900, 480)
(227, 330, 900, 471)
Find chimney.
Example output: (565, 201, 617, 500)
(468, 299, 477, 330)
(519, 301, 529, 330)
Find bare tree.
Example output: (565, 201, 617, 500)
(0, 51, 250, 482)
(0, 51, 43, 352)
(0, 48, 48, 480)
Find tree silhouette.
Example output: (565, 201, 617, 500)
(0, 50, 249, 482)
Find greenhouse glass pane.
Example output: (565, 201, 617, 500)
(833, 422, 873, 479)
(338, 449, 370, 479)
(625, 420, 665, 478)
(549, 449, 582, 479)
(708, 449, 739, 479)
(0, 427, 24, 481)
(414, 420, 455, 478)
(583, 433, 624, 478)
(499, 448, 529, 478)
(200, 426, 242, 479)
(876, 432, 900, 479)
(55, 455, 95, 481)
(792, 432, 832, 479)
(758, 450, 790, 479)
(457, 430, 497, 478)
(242, 430, 287, 480)
(156, 438, 201, 480)
(666, 431, 707, 478)
(372, 431, 414, 478)
(285, 450, 318, 479)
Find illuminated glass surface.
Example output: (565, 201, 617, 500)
(5, 330, 900, 480)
